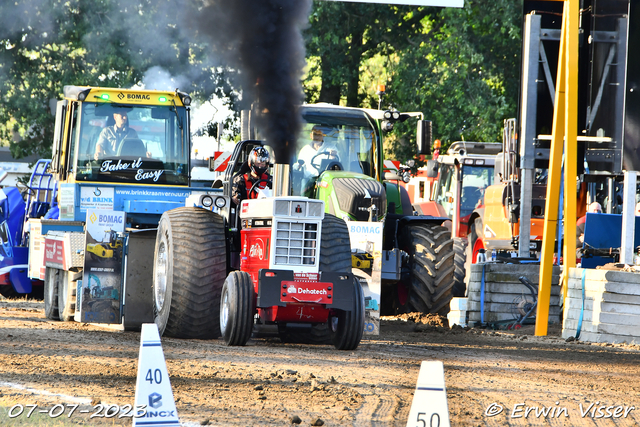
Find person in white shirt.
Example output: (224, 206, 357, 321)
(297, 125, 339, 176)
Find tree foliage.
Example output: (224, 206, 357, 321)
(304, 3, 432, 108)
(0, 0, 522, 163)
(304, 0, 523, 164)
(0, 0, 235, 158)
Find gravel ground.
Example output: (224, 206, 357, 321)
(0, 298, 640, 426)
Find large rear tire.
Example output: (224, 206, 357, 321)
(153, 207, 227, 339)
(277, 213, 353, 344)
(58, 270, 76, 322)
(319, 214, 352, 273)
(330, 278, 365, 350)
(452, 237, 468, 297)
(44, 267, 60, 320)
(395, 224, 455, 315)
(220, 271, 255, 346)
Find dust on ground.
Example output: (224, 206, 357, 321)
(0, 296, 639, 426)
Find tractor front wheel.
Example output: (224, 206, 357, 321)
(153, 207, 227, 339)
(394, 223, 455, 315)
(44, 267, 60, 320)
(58, 270, 77, 322)
(330, 278, 365, 350)
(277, 213, 352, 345)
(220, 271, 255, 346)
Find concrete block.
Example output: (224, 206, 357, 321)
(468, 281, 560, 296)
(469, 274, 560, 286)
(468, 291, 559, 306)
(467, 301, 517, 313)
(447, 311, 466, 328)
(565, 308, 593, 322)
(564, 296, 640, 316)
(565, 288, 600, 301)
(566, 289, 640, 305)
(568, 268, 640, 285)
(563, 319, 640, 336)
(450, 297, 467, 311)
(562, 329, 640, 345)
(568, 278, 640, 296)
(470, 263, 561, 283)
(563, 296, 592, 309)
(467, 302, 562, 317)
(468, 311, 518, 323)
(596, 311, 640, 326)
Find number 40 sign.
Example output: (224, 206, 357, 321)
(406, 361, 451, 427)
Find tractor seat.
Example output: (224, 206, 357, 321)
(232, 162, 250, 182)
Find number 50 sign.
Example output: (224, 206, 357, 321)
(406, 361, 451, 427)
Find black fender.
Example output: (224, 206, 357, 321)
(466, 207, 484, 238)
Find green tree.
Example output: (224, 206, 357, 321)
(0, 0, 235, 159)
(305, 2, 430, 107)
(382, 1, 522, 163)
(304, 1, 522, 164)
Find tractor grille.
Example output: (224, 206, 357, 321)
(274, 221, 318, 266)
(274, 199, 324, 218)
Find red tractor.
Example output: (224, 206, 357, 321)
(401, 141, 501, 296)
(153, 140, 365, 350)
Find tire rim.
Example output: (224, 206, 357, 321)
(46, 270, 54, 304)
(220, 286, 229, 333)
(154, 241, 167, 312)
(330, 315, 339, 333)
(59, 279, 66, 310)
(396, 282, 409, 306)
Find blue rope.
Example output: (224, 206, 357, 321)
(576, 269, 586, 340)
(480, 263, 486, 324)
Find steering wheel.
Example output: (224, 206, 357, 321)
(310, 151, 341, 172)
(249, 179, 272, 196)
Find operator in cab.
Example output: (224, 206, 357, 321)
(296, 125, 339, 176)
(231, 147, 271, 206)
(94, 109, 150, 160)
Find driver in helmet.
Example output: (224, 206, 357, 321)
(231, 146, 271, 205)
(297, 125, 339, 176)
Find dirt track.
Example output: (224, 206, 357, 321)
(1, 297, 640, 426)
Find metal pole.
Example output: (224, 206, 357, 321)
(562, 0, 579, 318)
(607, 178, 615, 213)
(620, 171, 637, 265)
(272, 164, 291, 197)
(518, 14, 541, 258)
(537, 0, 579, 337)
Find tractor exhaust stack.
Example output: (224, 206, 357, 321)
(272, 164, 290, 197)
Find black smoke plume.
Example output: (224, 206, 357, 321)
(195, 0, 312, 163)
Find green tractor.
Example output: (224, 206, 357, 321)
(220, 104, 455, 318)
